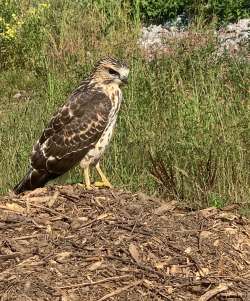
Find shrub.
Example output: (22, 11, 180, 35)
(135, 0, 250, 24)
(0, 1, 50, 69)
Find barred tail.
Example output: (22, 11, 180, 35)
(13, 168, 57, 194)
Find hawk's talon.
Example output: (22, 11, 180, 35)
(77, 183, 94, 190)
(95, 163, 112, 188)
(93, 181, 112, 189)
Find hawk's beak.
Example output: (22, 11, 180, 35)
(120, 76, 128, 84)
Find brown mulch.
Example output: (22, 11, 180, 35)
(0, 185, 249, 301)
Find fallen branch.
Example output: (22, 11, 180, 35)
(13, 234, 39, 241)
(0, 253, 22, 261)
(198, 283, 229, 301)
(220, 291, 243, 299)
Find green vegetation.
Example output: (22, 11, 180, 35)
(0, 1, 249, 212)
(136, 0, 250, 24)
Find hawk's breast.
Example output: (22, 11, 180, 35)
(80, 88, 122, 168)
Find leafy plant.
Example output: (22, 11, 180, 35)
(132, 0, 250, 24)
(0, 1, 50, 69)
(208, 193, 226, 208)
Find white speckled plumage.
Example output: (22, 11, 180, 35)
(80, 89, 122, 168)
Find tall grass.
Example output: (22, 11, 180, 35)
(0, 1, 249, 211)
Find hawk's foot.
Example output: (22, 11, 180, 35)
(95, 163, 112, 189)
(77, 183, 94, 190)
(93, 181, 112, 189)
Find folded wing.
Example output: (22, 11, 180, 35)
(31, 89, 112, 175)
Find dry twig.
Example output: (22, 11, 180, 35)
(96, 280, 142, 301)
(106, 255, 166, 279)
(0, 253, 22, 261)
(198, 283, 229, 301)
(13, 234, 39, 241)
(56, 275, 133, 290)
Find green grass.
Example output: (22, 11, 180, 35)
(0, 1, 249, 212)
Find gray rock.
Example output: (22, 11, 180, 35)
(138, 17, 250, 59)
(217, 19, 250, 54)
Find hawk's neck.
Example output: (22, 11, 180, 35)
(88, 79, 122, 101)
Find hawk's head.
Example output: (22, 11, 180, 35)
(92, 57, 129, 86)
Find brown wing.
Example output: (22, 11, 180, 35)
(31, 89, 111, 174)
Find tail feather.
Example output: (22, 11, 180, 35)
(13, 168, 58, 194)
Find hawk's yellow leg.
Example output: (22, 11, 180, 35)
(83, 166, 92, 190)
(94, 163, 112, 188)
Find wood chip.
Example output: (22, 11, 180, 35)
(97, 280, 142, 301)
(154, 201, 177, 215)
(88, 260, 103, 271)
(198, 283, 229, 301)
(129, 243, 141, 264)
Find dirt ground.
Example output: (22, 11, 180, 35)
(0, 185, 249, 300)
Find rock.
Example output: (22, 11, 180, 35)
(217, 18, 250, 55)
(13, 92, 22, 100)
(138, 17, 250, 60)
(13, 90, 29, 101)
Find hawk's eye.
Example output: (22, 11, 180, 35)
(108, 68, 119, 76)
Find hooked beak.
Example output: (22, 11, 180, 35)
(120, 76, 128, 84)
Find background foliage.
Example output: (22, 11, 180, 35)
(136, 0, 250, 24)
(0, 0, 249, 214)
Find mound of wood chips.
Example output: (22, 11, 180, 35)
(0, 185, 249, 300)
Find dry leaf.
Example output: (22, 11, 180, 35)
(23, 187, 47, 198)
(224, 228, 238, 235)
(200, 231, 213, 239)
(71, 217, 89, 229)
(222, 204, 239, 211)
(46, 225, 52, 233)
(170, 265, 182, 275)
(199, 207, 218, 218)
(165, 286, 174, 294)
(137, 192, 152, 202)
(48, 191, 59, 207)
(95, 196, 107, 207)
(26, 196, 51, 204)
(97, 213, 111, 220)
(198, 267, 209, 277)
(143, 279, 153, 288)
(114, 234, 126, 246)
(95, 196, 106, 202)
(88, 260, 103, 271)
(154, 201, 177, 215)
(216, 212, 238, 221)
(78, 217, 88, 222)
(147, 251, 158, 261)
(184, 247, 192, 254)
(5, 203, 24, 213)
(129, 243, 141, 264)
(55, 252, 72, 263)
(61, 292, 79, 301)
(154, 261, 167, 269)
(213, 239, 220, 247)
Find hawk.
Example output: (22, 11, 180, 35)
(14, 57, 129, 194)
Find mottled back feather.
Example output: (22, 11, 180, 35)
(14, 56, 129, 194)
(31, 87, 112, 174)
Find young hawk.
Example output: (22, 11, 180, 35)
(14, 57, 129, 194)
